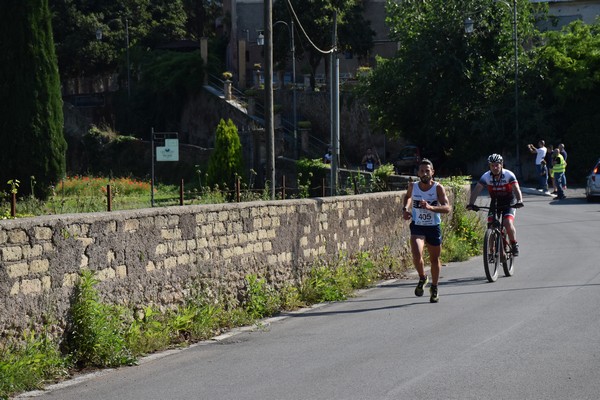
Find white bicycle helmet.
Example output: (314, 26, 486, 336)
(488, 153, 503, 164)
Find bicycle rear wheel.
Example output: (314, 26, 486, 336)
(502, 231, 515, 277)
(483, 228, 500, 282)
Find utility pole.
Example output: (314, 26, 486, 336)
(330, 11, 339, 196)
(264, 0, 275, 199)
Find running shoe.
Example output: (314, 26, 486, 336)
(430, 285, 439, 303)
(415, 276, 428, 297)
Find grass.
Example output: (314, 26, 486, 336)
(0, 175, 275, 218)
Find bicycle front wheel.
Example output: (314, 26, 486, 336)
(483, 228, 500, 282)
(502, 230, 515, 277)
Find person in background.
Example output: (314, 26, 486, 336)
(323, 147, 332, 164)
(361, 147, 380, 172)
(545, 144, 556, 193)
(402, 159, 451, 303)
(551, 148, 567, 200)
(527, 140, 547, 191)
(558, 143, 568, 190)
(540, 159, 548, 190)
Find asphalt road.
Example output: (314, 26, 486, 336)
(19, 187, 600, 400)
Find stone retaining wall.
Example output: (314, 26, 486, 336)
(0, 190, 458, 336)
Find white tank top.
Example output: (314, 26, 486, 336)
(411, 181, 441, 226)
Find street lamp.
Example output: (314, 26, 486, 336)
(465, 0, 520, 178)
(273, 20, 297, 159)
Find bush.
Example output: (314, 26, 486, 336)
(206, 119, 244, 189)
(64, 270, 135, 368)
(296, 158, 328, 197)
(438, 176, 485, 262)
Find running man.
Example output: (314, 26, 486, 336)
(402, 159, 451, 303)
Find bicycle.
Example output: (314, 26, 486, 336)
(469, 202, 518, 282)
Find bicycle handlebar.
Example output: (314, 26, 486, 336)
(468, 203, 523, 212)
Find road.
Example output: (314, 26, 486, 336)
(19, 188, 600, 400)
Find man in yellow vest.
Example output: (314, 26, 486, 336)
(551, 148, 567, 200)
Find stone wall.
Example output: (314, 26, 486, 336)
(0, 191, 420, 335)
(0, 190, 459, 336)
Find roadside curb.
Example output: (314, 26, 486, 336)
(521, 187, 555, 197)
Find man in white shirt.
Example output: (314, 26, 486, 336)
(527, 140, 548, 192)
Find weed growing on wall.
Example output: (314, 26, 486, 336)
(126, 306, 172, 356)
(243, 274, 282, 319)
(64, 270, 135, 368)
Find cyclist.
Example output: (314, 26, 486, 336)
(402, 159, 451, 303)
(467, 154, 524, 255)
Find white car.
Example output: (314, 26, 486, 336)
(585, 158, 600, 202)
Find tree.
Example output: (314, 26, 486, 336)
(124, 49, 205, 136)
(0, 0, 67, 198)
(182, 0, 224, 40)
(524, 21, 600, 180)
(359, 0, 538, 170)
(273, 0, 375, 88)
(206, 119, 244, 189)
(50, 0, 189, 82)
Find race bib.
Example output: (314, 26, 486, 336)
(414, 207, 436, 226)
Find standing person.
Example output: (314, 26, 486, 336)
(551, 148, 567, 200)
(540, 159, 548, 188)
(545, 144, 556, 193)
(402, 159, 451, 303)
(467, 154, 524, 255)
(558, 143, 568, 189)
(361, 147, 380, 172)
(323, 147, 332, 164)
(528, 140, 547, 191)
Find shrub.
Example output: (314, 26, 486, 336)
(206, 119, 244, 190)
(243, 275, 281, 319)
(64, 270, 135, 368)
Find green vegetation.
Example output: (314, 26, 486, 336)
(0, 251, 407, 399)
(439, 176, 485, 263)
(272, 0, 375, 89)
(0, 330, 68, 398)
(64, 270, 135, 368)
(0, 176, 181, 218)
(0, 176, 483, 398)
(296, 158, 329, 198)
(206, 119, 245, 189)
(360, 0, 600, 181)
(0, 0, 67, 199)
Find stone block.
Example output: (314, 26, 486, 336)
(2, 246, 23, 262)
(30, 259, 49, 273)
(21, 279, 42, 294)
(8, 229, 28, 244)
(33, 227, 53, 240)
(7, 262, 28, 278)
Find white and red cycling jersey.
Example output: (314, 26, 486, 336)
(478, 168, 518, 205)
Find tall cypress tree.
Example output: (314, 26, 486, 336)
(0, 0, 66, 199)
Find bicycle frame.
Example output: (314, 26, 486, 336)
(474, 202, 516, 282)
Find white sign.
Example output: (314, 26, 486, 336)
(156, 138, 179, 161)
